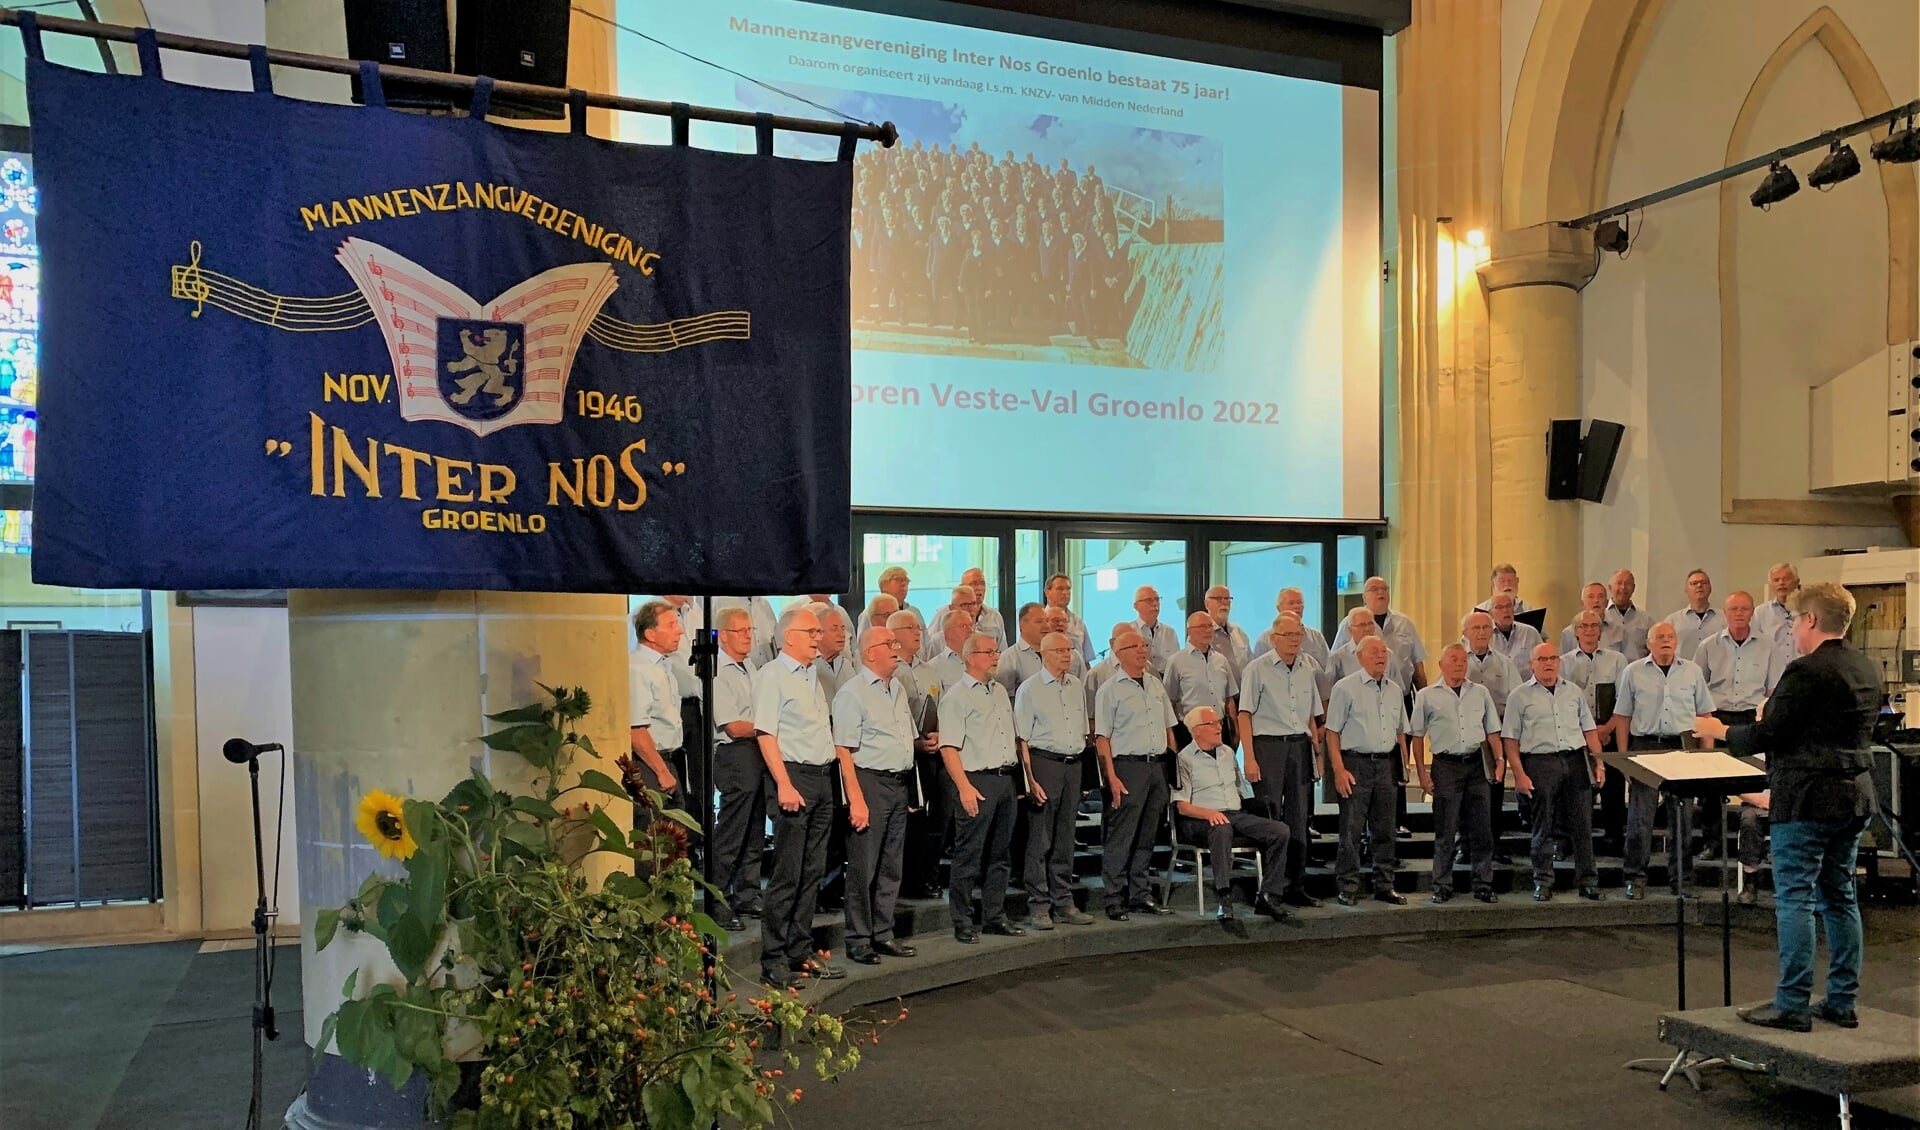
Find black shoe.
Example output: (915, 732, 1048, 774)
(1532, 883, 1552, 902)
(982, 920, 1026, 937)
(1737, 1004, 1812, 1032)
(1105, 908, 1132, 922)
(761, 969, 798, 989)
(872, 940, 917, 958)
(816, 899, 843, 914)
(1553, 843, 1568, 862)
(1214, 901, 1237, 922)
(1430, 888, 1454, 905)
(1493, 851, 1515, 864)
(1132, 900, 1174, 917)
(1283, 889, 1323, 909)
(1252, 896, 1296, 923)
(1579, 885, 1604, 901)
(792, 959, 846, 981)
(716, 913, 745, 932)
(847, 948, 881, 966)
(1374, 889, 1407, 905)
(1623, 882, 1647, 901)
(1336, 891, 1360, 907)
(1813, 1001, 1859, 1028)
(953, 925, 980, 944)
(1473, 889, 1499, 904)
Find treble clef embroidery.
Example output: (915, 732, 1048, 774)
(177, 240, 211, 318)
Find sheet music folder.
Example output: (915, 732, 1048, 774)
(1515, 606, 1548, 633)
(1600, 751, 1767, 799)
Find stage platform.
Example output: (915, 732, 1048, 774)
(731, 886, 1695, 1010)
(1657, 1006, 1920, 1128)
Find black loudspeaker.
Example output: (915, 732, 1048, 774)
(344, 0, 454, 110)
(1546, 419, 1583, 500)
(1578, 419, 1626, 503)
(454, 0, 571, 120)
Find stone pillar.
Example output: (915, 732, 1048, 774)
(1478, 225, 1598, 629)
(284, 591, 629, 1129)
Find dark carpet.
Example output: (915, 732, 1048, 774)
(2, 912, 1915, 1129)
(802, 913, 1920, 1130)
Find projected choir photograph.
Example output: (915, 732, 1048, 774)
(739, 81, 1226, 372)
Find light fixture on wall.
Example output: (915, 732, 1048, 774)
(1871, 113, 1920, 164)
(1807, 139, 1861, 189)
(1749, 161, 1800, 210)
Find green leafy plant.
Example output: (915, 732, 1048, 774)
(315, 683, 884, 1128)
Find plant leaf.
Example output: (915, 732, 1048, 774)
(642, 1079, 694, 1130)
(485, 702, 550, 724)
(314, 908, 341, 953)
(405, 843, 448, 937)
(502, 822, 548, 852)
(656, 806, 702, 833)
(478, 723, 548, 754)
(573, 733, 600, 759)
(687, 911, 726, 941)
(509, 795, 559, 821)
(569, 768, 628, 798)
(586, 804, 626, 847)
(387, 914, 433, 983)
(341, 968, 359, 1000)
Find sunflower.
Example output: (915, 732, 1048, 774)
(355, 789, 417, 860)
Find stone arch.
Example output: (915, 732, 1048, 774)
(1502, 0, 1667, 226)
(1716, 6, 1917, 519)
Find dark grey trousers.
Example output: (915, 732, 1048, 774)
(845, 769, 910, 949)
(1430, 754, 1494, 893)
(1335, 755, 1398, 893)
(760, 764, 834, 978)
(1101, 757, 1169, 911)
(1522, 751, 1597, 887)
(1024, 754, 1082, 915)
(1251, 734, 1315, 885)
(710, 739, 766, 914)
(1624, 736, 1689, 885)
(1176, 810, 1289, 901)
(948, 770, 1017, 928)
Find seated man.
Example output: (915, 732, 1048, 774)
(1736, 792, 1770, 906)
(1170, 707, 1292, 922)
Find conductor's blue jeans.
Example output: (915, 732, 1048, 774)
(1769, 818, 1866, 1014)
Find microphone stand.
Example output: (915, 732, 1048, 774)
(242, 747, 279, 1130)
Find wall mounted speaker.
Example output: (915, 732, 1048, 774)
(454, 0, 571, 120)
(1546, 419, 1583, 500)
(343, 0, 453, 110)
(1578, 419, 1626, 503)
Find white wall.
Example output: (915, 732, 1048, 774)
(1572, 0, 1913, 608)
(192, 606, 298, 932)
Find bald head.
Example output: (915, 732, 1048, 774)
(1529, 641, 1560, 685)
(1357, 635, 1389, 678)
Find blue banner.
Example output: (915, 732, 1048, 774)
(24, 38, 852, 594)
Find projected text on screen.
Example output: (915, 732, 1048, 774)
(616, 0, 1381, 520)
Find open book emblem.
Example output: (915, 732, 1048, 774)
(335, 237, 618, 437)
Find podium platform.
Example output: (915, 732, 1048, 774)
(1656, 1005, 1920, 1128)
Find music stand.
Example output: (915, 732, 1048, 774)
(1606, 750, 1768, 1089)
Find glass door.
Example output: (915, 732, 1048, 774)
(1058, 534, 1186, 660)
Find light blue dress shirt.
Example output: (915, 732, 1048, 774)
(1409, 681, 1501, 754)
(1614, 656, 1716, 737)
(1014, 668, 1090, 754)
(1238, 652, 1322, 737)
(1324, 672, 1408, 754)
(751, 653, 834, 764)
(1691, 631, 1784, 713)
(831, 667, 917, 772)
(1501, 679, 1597, 754)
(1093, 670, 1176, 758)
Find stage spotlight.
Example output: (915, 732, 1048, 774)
(1595, 218, 1630, 256)
(1749, 161, 1799, 209)
(1871, 115, 1920, 164)
(1807, 140, 1860, 189)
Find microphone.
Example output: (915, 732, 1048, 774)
(223, 738, 285, 764)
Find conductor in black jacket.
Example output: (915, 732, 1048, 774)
(1694, 582, 1878, 1032)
